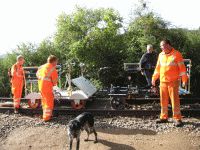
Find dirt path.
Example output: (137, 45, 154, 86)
(1, 126, 199, 150)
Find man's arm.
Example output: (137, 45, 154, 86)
(11, 64, 17, 77)
(152, 54, 161, 86)
(51, 70, 58, 86)
(176, 52, 188, 87)
(139, 54, 147, 73)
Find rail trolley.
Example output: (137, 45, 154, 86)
(109, 59, 192, 109)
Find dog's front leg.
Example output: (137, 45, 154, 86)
(69, 138, 73, 150)
(93, 128, 98, 143)
(76, 137, 80, 150)
(84, 128, 90, 141)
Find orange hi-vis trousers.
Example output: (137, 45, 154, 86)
(37, 63, 58, 121)
(40, 90, 54, 121)
(160, 80, 182, 120)
(12, 79, 24, 108)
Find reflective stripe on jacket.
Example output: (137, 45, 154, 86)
(152, 48, 188, 83)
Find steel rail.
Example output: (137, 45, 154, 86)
(0, 97, 200, 104)
(0, 107, 199, 117)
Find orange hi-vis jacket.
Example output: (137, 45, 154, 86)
(36, 63, 58, 121)
(11, 63, 24, 108)
(152, 48, 188, 83)
(37, 63, 58, 92)
(11, 63, 24, 83)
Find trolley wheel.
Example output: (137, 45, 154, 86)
(28, 99, 41, 109)
(110, 97, 126, 110)
(71, 100, 86, 109)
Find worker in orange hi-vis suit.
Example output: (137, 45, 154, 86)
(11, 55, 25, 114)
(36, 55, 58, 121)
(152, 39, 188, 127)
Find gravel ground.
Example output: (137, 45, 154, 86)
(0, 113, 199, 150)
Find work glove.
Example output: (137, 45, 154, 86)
(182, 82, 187, 88)
(152, 80, 156, 86)
(53, 85, 59, 91)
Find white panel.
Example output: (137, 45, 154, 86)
(72, 76, 97, 97)
(25, 92, 41, 100)
(70, 90, 88, 100)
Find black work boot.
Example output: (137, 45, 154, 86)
(174, 120, 183, 127)
(156, 119, 168, 124)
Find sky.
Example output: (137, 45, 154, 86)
(0, 0, 200, 54)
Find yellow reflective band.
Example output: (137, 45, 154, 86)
(162, 106, 168, 108)
(42, 77, 51, 81)
(173, 112, 181, 115)
(154, 72, 159, 75)
(161, 111, 168, 114)
(16, 74, 23, 77)
(160, 62, 178, 66)
(46, 67, 56, 78)
(38, 76, 51, 82)
(178, 61, 184, 66)
(179, 72, 186, 76)
(44, 109, 52, 113)
(52, 79, 58, 83)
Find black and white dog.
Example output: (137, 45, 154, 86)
(67, 112, 98, 150)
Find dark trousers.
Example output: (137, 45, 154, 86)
(143, 70, 154, 87)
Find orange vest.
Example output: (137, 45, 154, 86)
(152, 48, 188, 83)
(36, 63, 58, 91)
(11, 63, 24, 83)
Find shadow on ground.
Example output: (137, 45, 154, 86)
(97, 126, 156, 136)
(98, 139, 135, 150)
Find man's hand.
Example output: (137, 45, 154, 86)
(152, 80, 156, 86)
(182, 82, 187, 88)
(53, 85, 59, 91)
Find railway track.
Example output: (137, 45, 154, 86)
(0, 106, 199, 117)
(0, 97, 199, 117)
(1, 97, 200, 104)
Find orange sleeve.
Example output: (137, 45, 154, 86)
(176, 51, 188, 83)
(51, 69, 58, 86)
(152, 54, 161, 81)
(11, 64, 17, 77)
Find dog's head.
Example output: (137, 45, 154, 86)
(67, 120, 81, 138)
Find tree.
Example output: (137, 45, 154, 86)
(1, 3, 200, 96)
(126, 2, 168, 62)
(54, 7, 127, 86)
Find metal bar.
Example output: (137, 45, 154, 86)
(0, 107, 199, 117)
(0, 97, 200, 104)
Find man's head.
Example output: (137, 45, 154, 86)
(160, 39, 172, 54)
(47, 55, 58, 66)
(17, 55, 25, 65)
(147, 44, 153, 53)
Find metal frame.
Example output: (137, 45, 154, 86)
(123, 59, 192, 95)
